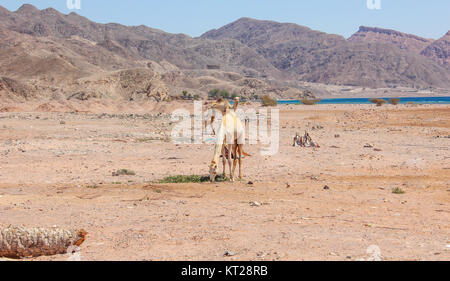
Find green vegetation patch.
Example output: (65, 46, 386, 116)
(159, 174, 228, 183)
(392, 187, 406, 194)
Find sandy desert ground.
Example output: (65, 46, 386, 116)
(0, 101, 449, 261)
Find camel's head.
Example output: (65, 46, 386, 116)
(211, 98, 231, 113)
(209, 161, 218, 182)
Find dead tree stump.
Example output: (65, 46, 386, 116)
(0, 226, 87, 259)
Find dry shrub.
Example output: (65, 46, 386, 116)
(301, 99, 321, 105)
(370, 98, 387, 106)
(388, 98, 400, 105)
(261, 95, 278, 107)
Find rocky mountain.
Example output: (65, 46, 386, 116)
(202, 18, 450, 88)
(348, 26, 434, 55)
(0, 4, 449, 103)
(0, 5, 280, 77)
(421, 31, 450, 66)
(348, 26, 450, 67)
(0, 5, 298, 102)
(0, 76, 35, 102)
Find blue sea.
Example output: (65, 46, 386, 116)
(277, 96, 450, 105)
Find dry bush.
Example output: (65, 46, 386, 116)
(388, 98, 400, 105)
(370, 98, 387, 106)
(261, 95, 278, 106)
(301, 99, 321, 105)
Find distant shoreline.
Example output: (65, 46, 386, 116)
(278, 96, 450, 105)
(314, 92, 450, 99)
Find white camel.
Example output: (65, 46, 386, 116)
(208, 98, 245, 182)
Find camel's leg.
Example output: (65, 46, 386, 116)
(238, 144, 243, 179)
(221, 145, 226, 177)
(226, 144, 233, 181)
(232, 142, 238, 181)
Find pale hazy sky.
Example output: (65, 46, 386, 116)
(1, 0, 449, 39)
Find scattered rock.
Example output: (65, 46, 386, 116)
(364, 143, 374, 148)
(312, 125, 324, 130)
(249, 201, 261, 207)
(247, 181, 254, 185)
(286, 183, 291, 188)
(223, 251, 235, 257)
(374, 148, 382, 152)
(334, 134, 340, 138)
(112, 169, 136, 176)
(323, 185, 330, 190)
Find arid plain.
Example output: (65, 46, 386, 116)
(0, 101, 448, 261)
